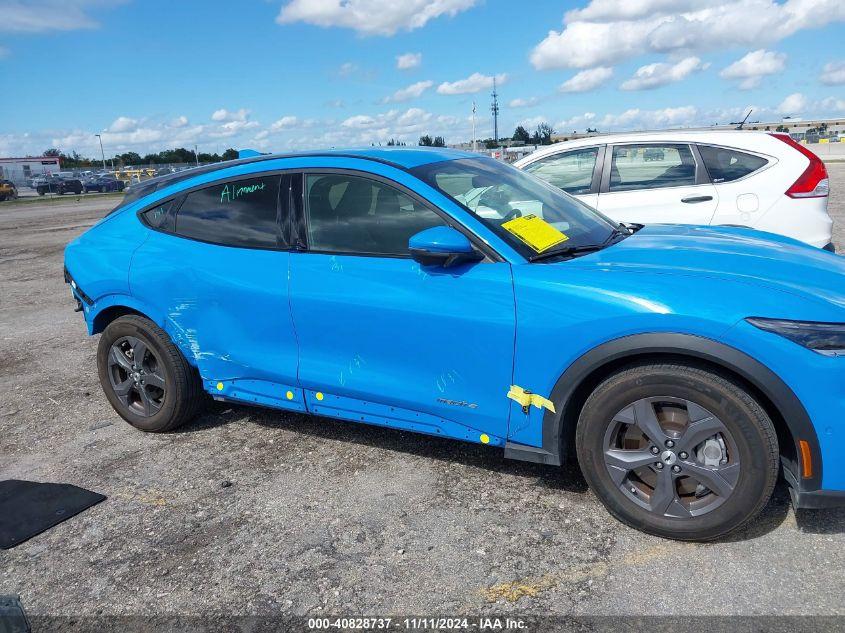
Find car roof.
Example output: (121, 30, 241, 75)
(121, 147, 477, 206)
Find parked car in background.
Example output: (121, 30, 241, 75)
(37, 176, 83, 195)
(65, 147, 845, 541)
(0, 179, 18, 201)
(514, 130, 833, 251)
(84, 175, 126, 193)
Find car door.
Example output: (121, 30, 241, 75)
(520, 145, 603, 208)
(129, 173, 304, 411)
(287, 169, 517, 445)
(596, 143, 719, 225)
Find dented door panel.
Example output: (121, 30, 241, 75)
(129, 230, 300, 407)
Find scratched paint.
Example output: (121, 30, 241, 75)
(339, 353, 366, 387)
(435, 368, 463, 393)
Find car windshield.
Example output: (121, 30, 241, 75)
(411, 157, 620, 261)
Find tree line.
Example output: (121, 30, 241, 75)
(42, 147, 240, 168)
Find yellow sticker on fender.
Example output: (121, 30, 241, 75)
(501, 214, 569, 252)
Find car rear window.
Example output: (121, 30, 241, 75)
(698, 145, 768, 183)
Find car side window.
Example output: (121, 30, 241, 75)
(141, 197, 180, 232)
(174, 175, 284, 249)
(698, 145, 768, 183)
(523, 147, 599, 194)
(305, 174, 445, 256)
(608, 144, 696, 192)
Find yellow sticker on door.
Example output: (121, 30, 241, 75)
(501, 214, 569, 253)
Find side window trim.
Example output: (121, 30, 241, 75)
(297, 168, 502, 262)
(599, 142, 705, 193)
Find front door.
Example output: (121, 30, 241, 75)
(288, 171, 516, 445)
(597, 143, 718, 225)
(521, 145, 603, 209)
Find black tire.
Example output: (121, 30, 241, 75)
(97, 315, 205, 432)
(575, 362, 779, 541)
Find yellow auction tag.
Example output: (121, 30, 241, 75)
(501, 214, 568, 253)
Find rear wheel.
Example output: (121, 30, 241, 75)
(575, 363, 778, 541)
(97, 315, 205, 432)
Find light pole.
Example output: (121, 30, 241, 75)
(471, 101, 477, 152)
(95, 134, 106, 171)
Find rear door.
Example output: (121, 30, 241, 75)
(287, 169, 516, 445)
(129, 172, 303, 410)
(596, 143, 718, 225)
(520, 145, 603, 208)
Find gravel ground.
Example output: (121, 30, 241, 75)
(1, 167, 844, 624)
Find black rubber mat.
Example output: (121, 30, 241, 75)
(0, 480, 106, 549)
(0, 595, 30, 633)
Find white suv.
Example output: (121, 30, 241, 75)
(514, 130, 833, 250)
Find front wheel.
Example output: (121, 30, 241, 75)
(575, 363, 779, 541)
(97, 315, 205, 432)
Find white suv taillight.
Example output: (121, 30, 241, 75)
(772, 133, 830, 198)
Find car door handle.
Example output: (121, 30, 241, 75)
(681, 195, 713, 204)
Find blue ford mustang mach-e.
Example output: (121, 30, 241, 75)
(64, 147, 845, 540)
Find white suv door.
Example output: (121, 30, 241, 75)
(520, 145, 603, 208)
(596, 143, 719, 226)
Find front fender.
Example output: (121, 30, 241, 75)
(504, 332, 822, 496)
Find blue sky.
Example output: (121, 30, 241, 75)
(1, 0, 843, 157)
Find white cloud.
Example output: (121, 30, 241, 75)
(396, 52, 422, 69)
(337, 61, 358, 77)
(211, 108, 250, 122)
(270, 116, 299, 131)
(277, 0, 478, 36)
(819, 96, 845, 111)
(0, 0, 115, 34)
(106, 116, 139, 133)
(820, 60, 845, 85)
(621, 56, 706, 90)
(509, 97, 538, 108)
(778, 92, 808, 115)
(720, 49, 786, 89)
(530, 0, 845, 70)
(559, 66, 613, 93)
(437, 72, 507, 95)
(382, 80, 434, 103)
(169, 115, 189, 128)
(557, 105, 701, 132)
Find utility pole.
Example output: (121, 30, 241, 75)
(491, 77, 500, 147)
(194, 145, 200, 167)
(471, 101, 477, 152)
(95, 134, 106, 170)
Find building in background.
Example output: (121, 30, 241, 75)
(0, 156, 61, 185)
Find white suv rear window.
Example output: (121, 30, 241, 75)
(698, 145, 768, 183)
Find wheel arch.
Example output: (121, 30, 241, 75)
(91, 304, 148, 335)
(510, 333, 821, 493)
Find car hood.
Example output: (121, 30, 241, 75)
(564, 224, 845, 311)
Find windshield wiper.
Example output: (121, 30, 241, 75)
(529, 225, 630, 262)
(528, 243, 605, 262)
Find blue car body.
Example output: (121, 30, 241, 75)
(64, 147, 845, 508)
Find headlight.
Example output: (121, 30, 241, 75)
(746, 318, 845, 357)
